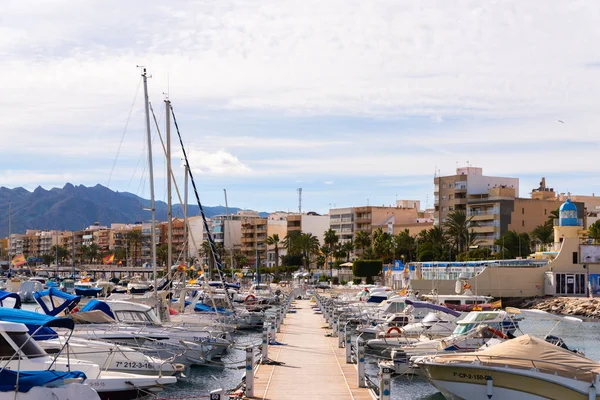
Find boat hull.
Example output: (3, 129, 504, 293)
(422, 364, 598, 400)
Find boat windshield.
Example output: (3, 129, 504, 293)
(3, 332, 46, 359)
(452, 312, 502, 336)
(114, 310, 161, 325)
(381, 301, 406, 314)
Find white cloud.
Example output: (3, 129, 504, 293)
(324, 181, 334, 185)
(185, 149, 250, 175)
(2, 0, 600, 211)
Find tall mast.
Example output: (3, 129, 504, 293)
(224, 189, 234, 271)
(184, 165, 188, 266)
(7, 201, 11, 261)
(141, 68, 158, 295)
(165, 98, 172, 282)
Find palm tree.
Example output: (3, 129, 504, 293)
(531, 220, 554, 247)
(297, 233, 320, 269)
(88, 243, 100, 264)
(444, 210, 478, 257)
(495, 231, 531, 259)
(372, 228, 394, 263)
(394, 229, 416, 262)
(341, 241, 354, 262)
(282, 231, 301, 255)
(323, 228, 339, 277)
(156, 244, 169, 266)
(354, 230, 371, 257)
(126, 229, 143, 266)
(266, 233, 281, 279)
(78, 245, 89, 265)
(589, 221, 600, 244)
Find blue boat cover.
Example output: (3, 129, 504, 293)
(0, 308, 74, 340)
(75, 287, 103, 297)
(46, 281, 59, 288)
(33, 288, 81, 317)
(0, 290, 21, 309)
(0, 370, 87, 392)
(81, 299, 115, 319)
(194, 303, 232, 315)
(404, 299, 461, 317)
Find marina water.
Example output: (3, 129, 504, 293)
(23, 304, 600, 399)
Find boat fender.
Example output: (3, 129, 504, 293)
(386, 326, 402, 337)
(70, 307, 80, 314)
(245, 294, 257, 305)
(486, 375, 493, 399)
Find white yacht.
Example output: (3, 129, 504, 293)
(0, 320, 177, 400)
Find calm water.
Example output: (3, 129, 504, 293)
(23, 303, 600, 399)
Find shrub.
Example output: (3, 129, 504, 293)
(353, 278, 362, 285)
(353, 260, 383, 278)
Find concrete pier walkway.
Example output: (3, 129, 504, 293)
(252, 300, 374, 400)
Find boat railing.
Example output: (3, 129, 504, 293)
(438, 353, 598, 381)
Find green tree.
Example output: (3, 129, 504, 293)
(444, 210, 478, 257)
(41, 254, 55, 266)
(156, 244, 169, 266)
(372, 228, 394, 263)
(589, 221, 600, 244)
(50, 245, 69, 264)
(394, 229, 417, 262)
(341, 241, 354, 262)
(354, 230, 371, 258)
(353, 260, 383, 284)
(531, 220, 554, 246)
(297, 233, 320, 269)
(495, 231, 531, 259)
(417, 226, 449, 261)
(282, 231, 302, 255)
(126, 229, 143, 266)
(266, 233, 281, 279)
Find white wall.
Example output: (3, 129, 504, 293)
(187, 216, 205, 260)
(302, 215, 330, 245)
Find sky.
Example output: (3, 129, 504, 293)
(2, 0, 600, 215)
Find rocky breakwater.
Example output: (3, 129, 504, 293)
(524, 297, 600, 319)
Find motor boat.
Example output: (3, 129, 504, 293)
(0, 318, 177, 400)
(18, 280, 44, 303)
(414, 334, 600, 400)
(359, 300, 461, 341)
(0, 370, 101, 400)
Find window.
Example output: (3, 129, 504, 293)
(522, 208, 525, 214)
(442, 196, 447, 200)
(544, 209, 547, 215)
(442, 207, 447, 212)
(522, 220, 524, 227)
(449, 195, 454, 200)
(449, 184, 454, 188)
(449, 206, 454, 211)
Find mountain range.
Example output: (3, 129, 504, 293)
(0, 183, 268, 237)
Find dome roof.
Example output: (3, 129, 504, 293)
(559, 198, 577, 212)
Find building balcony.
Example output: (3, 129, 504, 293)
(454, 198, 467, 205)
(467, 208, 499, 217)
(471, 225, 497, 234)
(341, 217, 353, 223)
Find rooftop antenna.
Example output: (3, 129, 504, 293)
(297, 188, 302, 214)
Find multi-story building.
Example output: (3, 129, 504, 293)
(467, 183, 585, 248)
(434, 166, 519, 226)
(0, 237, 8, 257)
(9, 234, 26, 257)
(241, 217, 268, 267)
(141, 222, 161, 265)
(329, 207, 354, 243)
(266, 219, 288, 268)
(286, 213, 329, 244)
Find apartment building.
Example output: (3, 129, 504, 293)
(286, 213, 329, 243)
(329, 207, 354, 243)
(434, 166, 519, 226)
(467, 184, 585, 248)
(241, 216, 268, 266)
(266, 218, 288, 268)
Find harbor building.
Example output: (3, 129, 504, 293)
(434, 166, 519, 226)
(409, 198, 593, 298)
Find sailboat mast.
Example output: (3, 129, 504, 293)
(7, 201, 11, 261)
(166, 98, 173, 282)
(184, 165, 188, 266)
(224, 189, 234, 271)
(141, 68, 158, 295)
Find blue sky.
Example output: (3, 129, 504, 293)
(2, 0, 600, 215)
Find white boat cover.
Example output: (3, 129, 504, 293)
(429, 334, 600, 380)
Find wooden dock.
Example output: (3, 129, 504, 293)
(252, 299, 375, 400)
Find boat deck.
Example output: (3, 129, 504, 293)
(252, 299, 375, 400)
